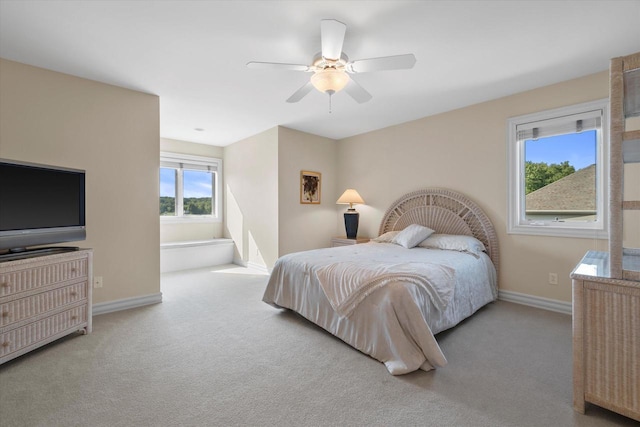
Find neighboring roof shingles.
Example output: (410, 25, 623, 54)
(526, 164, 596, 211)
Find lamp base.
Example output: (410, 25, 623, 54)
(344, 210, 359, 239)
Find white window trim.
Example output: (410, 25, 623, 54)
(160, 151, 223, 223)
(507, 99, 609, 239)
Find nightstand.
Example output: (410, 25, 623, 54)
(331, 236, 370, 247)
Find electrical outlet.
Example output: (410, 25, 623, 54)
(548, 273, 558, 285)
(93, 276, 103, 288)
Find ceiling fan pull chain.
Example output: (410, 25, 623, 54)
(329, 92, 332, 113)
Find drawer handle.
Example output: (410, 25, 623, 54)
(1, 341, 9, 348)
(71, 315, 78, 320)
(71, 268, 78, 273)
(70, 291, 78, 297)
(1, 282, 10, 289)
(1, 311, 9, 318)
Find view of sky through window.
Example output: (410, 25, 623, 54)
(525, 130, 596, 170)
(183, 170, 213, 198)
(160, 168, 212, 198)
(160, 168, 176, 197)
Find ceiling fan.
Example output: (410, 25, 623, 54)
(247, 19, 417, 106)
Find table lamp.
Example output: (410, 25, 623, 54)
(336, 189, 365, 239)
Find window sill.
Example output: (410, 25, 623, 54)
(507, 223, 608, 239)
(161, 216, 222, 224)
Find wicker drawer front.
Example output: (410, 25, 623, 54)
(0, 257, 88, 298)
(584, 281, 640, 419)
(0, 305, 87, 359)
(0, 282, 87, 329)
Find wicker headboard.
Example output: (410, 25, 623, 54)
(378, 188, 499, 272)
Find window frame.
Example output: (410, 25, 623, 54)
(506, 99, 609, 239)
(160, 152, 222, 223)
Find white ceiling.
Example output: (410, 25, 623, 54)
(1, 1, 639, 146)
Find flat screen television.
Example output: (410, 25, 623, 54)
(0, 158, 86, 254)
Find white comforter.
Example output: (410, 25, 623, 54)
(316, 260, 455, 317)
(262, 242, 497, 375)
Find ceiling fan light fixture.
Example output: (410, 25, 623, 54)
(248, 19, 415, 105)
(311, 69, 349, 94)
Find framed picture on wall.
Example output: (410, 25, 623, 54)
(300, 170, 321, 204)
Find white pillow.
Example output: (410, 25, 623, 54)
(372, 230, 401, 243)
(391, 224, 435, 249)
(418, 234, 486, 256)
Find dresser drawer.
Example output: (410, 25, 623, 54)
(0, 282, 87, 329)
(0, 305, 87, 360)
(0, 256, 88, 298)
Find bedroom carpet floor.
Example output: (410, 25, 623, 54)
(0, 264, 636, 427)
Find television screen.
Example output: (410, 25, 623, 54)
(0, 159, 86, 252)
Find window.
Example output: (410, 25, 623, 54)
(160, 152, 222, 222)
(507, 99, 608, 238)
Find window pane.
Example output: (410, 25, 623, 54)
(160, 168, 176, 216)
(524, 130, 597, 222)
(183, 170, 213, 215)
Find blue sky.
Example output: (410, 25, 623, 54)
(160, 169, 213, 198)
(525, 130, 596, 170)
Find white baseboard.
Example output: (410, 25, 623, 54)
(498, 290, 572, 315)
(247, 261, 270, 274)
(233, 257, 270, 274)
(93, 292, 163, 316)
(233, 257, 246, 267)
(92, 287, 568, 318)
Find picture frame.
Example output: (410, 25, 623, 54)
(300, 170, 321, 204)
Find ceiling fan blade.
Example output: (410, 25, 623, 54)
(286, 81, 314, 103)
(247, 61, 310, 72)
(320, 19, 346, 60)
(344, 77, 372, 104)
(347, 54, 417, 73)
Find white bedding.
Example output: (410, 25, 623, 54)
(316, 260, 455, 317)
(262, 242, 498, 375)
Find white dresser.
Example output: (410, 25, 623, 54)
(0, 249, 92, 365)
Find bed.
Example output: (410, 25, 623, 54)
(262, 188, 499, 375)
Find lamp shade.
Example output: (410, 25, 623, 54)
(336, 189, 365, 209)
(311, 69, 350, 94)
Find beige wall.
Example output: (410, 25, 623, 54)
(159, 137, 224, 243)
(223, 126, 340, 269)
(278, 127, 339, 255)
(223, 127, 279, 268)
(1, 56, 618, 305)
(0, 59, 160, 304)
(337, 71, 611, 303)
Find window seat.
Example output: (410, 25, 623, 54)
(160, 239, 234, 273)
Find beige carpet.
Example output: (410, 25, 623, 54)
(0, 265, 635, 427)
